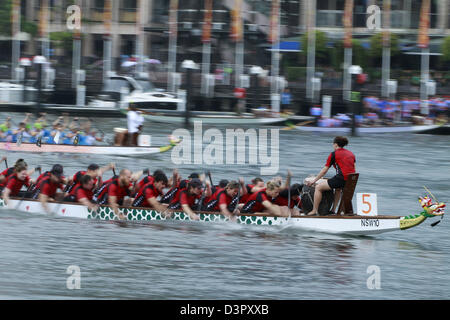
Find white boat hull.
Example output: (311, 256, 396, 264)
(1, 198, 426, 236)
(0, 142, 176, 155)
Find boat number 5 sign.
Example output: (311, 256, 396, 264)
(357, 193, 378, 216)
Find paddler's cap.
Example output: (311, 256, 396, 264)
(51, 164, 64, 178)
(189, 178, 203, 189)
(188, 173, 199, 179)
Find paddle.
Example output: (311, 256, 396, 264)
(207, 171, 213, 189)
(4, 158, 7, 169)
(54, 130, 61, 144)
(287, 172, 292, 219)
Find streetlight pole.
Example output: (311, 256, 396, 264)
(182, 60, 199, 129)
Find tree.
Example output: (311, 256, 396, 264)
(0, 0, 13, 36)
(441, 35, 450, 63)
(368, 32, 400, 66)
(330, 39, 369, 71)
(300, 30, 329, 66)
(0, 0, 37, 37)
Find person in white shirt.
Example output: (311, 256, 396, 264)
(127, 104, 144, 146)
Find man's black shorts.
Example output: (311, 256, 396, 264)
(327, 175, 346, 189)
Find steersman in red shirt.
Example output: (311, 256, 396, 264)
(306, 136, 356, 216)
(1, 161, 34, 206)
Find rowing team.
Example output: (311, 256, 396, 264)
(0, 113, 102, 146)
(0, 157, 303, 220)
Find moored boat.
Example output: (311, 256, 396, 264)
(0, 195, 444, 236)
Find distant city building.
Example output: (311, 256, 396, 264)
(7, 1, 450, 65)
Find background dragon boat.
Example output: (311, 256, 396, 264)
(0, 137, 180, 156)
(0, 195, 444, 236)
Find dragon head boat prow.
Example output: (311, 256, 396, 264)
(419, 196, 446, 217)
(399, 194, 445, 230)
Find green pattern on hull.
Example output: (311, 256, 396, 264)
(87, 206, 284, 226)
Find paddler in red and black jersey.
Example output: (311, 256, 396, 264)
(204, 180, 241, 220)
(64, 174, 98, 211)
(94, 169, 134, 220)
(168, 178, 210, 221)
(132, 171, 168, 212)
(239, 181, 287, 217)
(306, 136, 356, 216)
(32, 164, 66, 214)
(160, 172, 199, 204)
(1, 161, 34, 206)
(239, 177, 265, 204)
(272, 183, 303, 216)
(64, 163, 115, 195)
(132, 169, 165, 196)
(0, 158, 29, 188)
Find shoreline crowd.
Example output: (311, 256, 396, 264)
(0, 113, 103, 146)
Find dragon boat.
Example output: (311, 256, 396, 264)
(0, 195, 444, 236)
(0, 137, 180, 156)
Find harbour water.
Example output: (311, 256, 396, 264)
(0, 115, 449, 299)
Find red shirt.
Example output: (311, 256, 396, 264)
(170, 188, 201, 208)
(137, 175, 154, 190)
(35, 176, 63, 198)
(239, 184, 255, 203)
(242, 188, 270, 213)
(73, 185, 94, 201)
(204, 188, 235, 211)
(0, 167, 15, 187)
(326, 148, 356, 180)
(5, 174, 30, 196)
(273, 190, 301, 209)
(107, 179, 131, 202)
(68, 171, 98, 193)
(133, 182, 161, 207)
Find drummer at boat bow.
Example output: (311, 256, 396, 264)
(306, 136, 356, 216)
